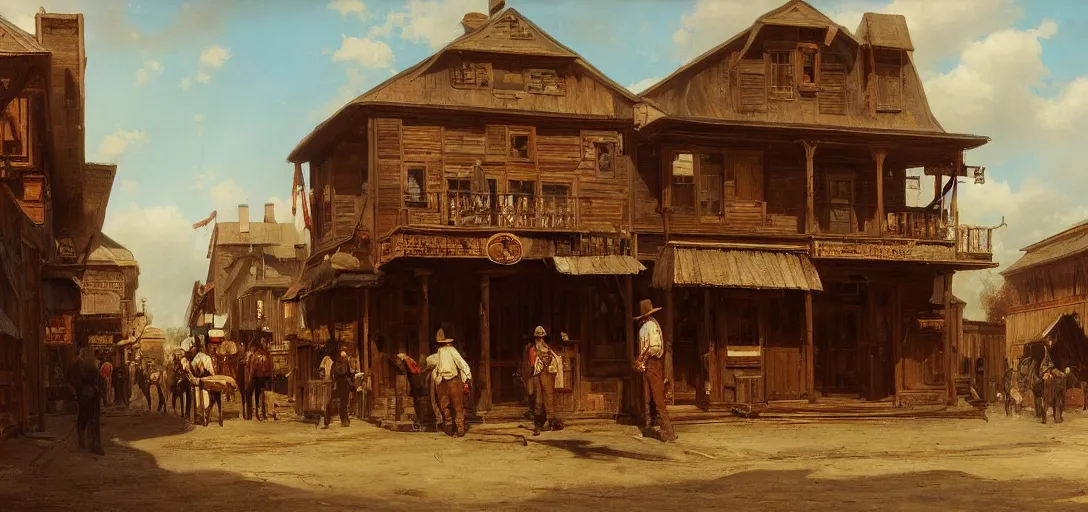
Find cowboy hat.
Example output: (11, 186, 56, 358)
(533, 326, 547, 338)
(435, 328, 454, 344)
(635, 299, 662, 320)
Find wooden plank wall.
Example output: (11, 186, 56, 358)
(1006, 299, 1088, 358)
(371, 116, 631, 238)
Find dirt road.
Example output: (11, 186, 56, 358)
(1, 404, 1087, 511)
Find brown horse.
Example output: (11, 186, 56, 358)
(1042, 367, 1079, 424)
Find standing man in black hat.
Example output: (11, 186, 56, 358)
(634, 299, 676, 442)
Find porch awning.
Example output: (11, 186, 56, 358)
(0, 308, 19, 338)
(652, 243, 823, 291)
(550, 256, 645, 275)
(282, 258, 383, 303)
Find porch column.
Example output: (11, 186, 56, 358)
(479, 275, 492, 411)
(415, 270, 431, 360)
(664, 288, 675, 403)
(624, 276, 635, 361)
(953, 152, 962, 252)
(943, 272, 955, 405)
(804, 291, 815, 403)
(361, 287, 370, 418)
(873, 149, 886, 235)
(705, 289, 720, 403)
(803, 140, 818, 233)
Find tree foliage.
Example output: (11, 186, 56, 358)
(979, 273, 1015, 323)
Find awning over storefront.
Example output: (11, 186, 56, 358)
(42, 277, 82, 314)
(282, 253, 383, 302)
(652, 242, 823, 291)
(0, 308, 19, 338)
(550, 256, 645, 275)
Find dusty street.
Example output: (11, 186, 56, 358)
(2, 403, 1088, 512)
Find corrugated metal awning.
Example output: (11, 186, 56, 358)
(0, 308, 19, 338)
(551, 256, 645, 276)
(652, 244, 823, 291)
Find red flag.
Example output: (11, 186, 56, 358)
(291, 163, 312, 231)
(192, 211, 217, 229)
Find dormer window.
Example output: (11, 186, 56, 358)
(768, 51, 794, 100)
(874, 49, 904, 113)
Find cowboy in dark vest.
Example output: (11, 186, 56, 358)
(68, 348, 105, 455)
(634, 299, 676, 442)
(325, 350, 353, 428)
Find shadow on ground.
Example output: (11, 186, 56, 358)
(1, 412, 1086, 512)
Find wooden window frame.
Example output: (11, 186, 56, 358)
(698, 152, 725, 218)
(593, 140, 617, 179)
(0, 96, 30, 162)
(404, 163, 428, 208)
(450, 62, 493, 90)
(767, 50, 795, 101)
(875, 50, 904, 113)
(508, 127, 535, 162)
(797, 43, 821, 93)
(668, 151, 697, 217)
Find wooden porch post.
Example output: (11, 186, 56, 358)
(804, 291, 815, 403)
(873, 149, 886, 235)
(803, 140, 818, 233)
(893, 283, 903, 406)
(361, 287, 370, 418)
(625, 275, 635, 361)
(953, 152, 962, 252)
(415, 270, 431, 361)
(479, 275, 492, 411)
(705, 288, 720, 403)
(943, 272, 955, 405)
(664, 288, 675, 404)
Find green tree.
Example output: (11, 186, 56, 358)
(979, 273, 1015, 323)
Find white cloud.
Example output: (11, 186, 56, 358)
(195, 71, 212, 84)
(671, 0, 782, 61)
(626, 77, 661, 94)
(96, 129, 149, 162)
(180, 77, 193, 91)
(103, 204, 212, 328)
(310, 67, 370, 122)
(332, 36, 395, 70)
(329, 0, 370, 20)
(134, 59, 164, 85)
(186, 169, 217, 191)
(210, 179, 249, 217)
(199, 44, 233, 69)
(368, 0, 479, 50)
(118, 180, 139, 193)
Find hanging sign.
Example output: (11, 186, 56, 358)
(88, 334, 116, 347)
(486, 233, 523, 265)
(44, 315, 73, 346)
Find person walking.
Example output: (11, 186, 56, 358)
(528, 326, 563, 436)
(634, 299, 676, 442)
(98, 356, 114, 407)
(427, 329, 471, 437)
(324, 350, 353, 428)
(68, 348, 105, 455)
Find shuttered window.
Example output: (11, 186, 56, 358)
(768, 51, 794, 100)
(876, 64, 902, 112)
(735, 59, 766, 113)
(819, 61, 847, 115)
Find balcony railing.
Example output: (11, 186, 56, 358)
(885, 209, 950, 241)
(958, 224, 995, 256)
(403, 192, 581, 229)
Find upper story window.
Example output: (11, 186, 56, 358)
(594, 141, 615, 178)
(670, 153, 696, 216)
(768, 51, 794, 100)
(798, 44, 820, 92)
(405, 165, 427, 207)
(509, 128, 534, 161)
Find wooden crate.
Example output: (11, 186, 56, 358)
(304, 380, 332, 413)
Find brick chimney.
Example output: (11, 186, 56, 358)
(461, 12, 488, 34)
(489, 0, 505, 17)
(264, 202, 275, 224)
(239, 204, 249, 233)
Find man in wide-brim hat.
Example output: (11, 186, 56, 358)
(634, 299, 676, 442)
(528, 325, 563, 435)
(427, 328, 472, 437)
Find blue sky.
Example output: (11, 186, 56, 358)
(5, 0, 1087, 325)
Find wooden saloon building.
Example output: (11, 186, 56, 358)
(283, 0, 1000, 424)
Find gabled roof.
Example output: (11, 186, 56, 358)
(1002, 220, 1088, 276)
(0, 15, 48, 55)
(208, 221, 302, 255)
(639, 0, 858, 97)
(87, 233, 136, 266)
(288, 8, 639, 163)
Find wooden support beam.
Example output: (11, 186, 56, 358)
(943, 272, 955, 406)
(804, 291, 815, 403)
(873, 149, 887, 235)
(952, 151, 962, 253)
(416, 271, 430, 361)
(706, 288, 720, 403)
(624, 275, 635, 361)
(893, 283, 903, 407)
(664, 288, 675, 404)
(803, 140, 818, 234)
(361, 287, 370, 419)
(479, 274, 492, 411)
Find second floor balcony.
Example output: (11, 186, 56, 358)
(401, 191, 597, 231)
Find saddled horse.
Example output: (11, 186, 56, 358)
(169, 355, 192, 418)
(244, 346, 273, 421)
(1042, 366, 1080, 424)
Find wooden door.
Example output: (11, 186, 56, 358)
(865, 285, 895, 401)
(728, 150, 764, 201)
(764, 295, 804, 400)
(672, 300, 700, 403)
(819, 307, 861, 395)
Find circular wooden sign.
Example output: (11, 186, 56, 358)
(486, 233, 523, 265)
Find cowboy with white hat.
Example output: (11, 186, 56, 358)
(634, 299, 676, 442)
(427, 328, 472, 437)
(528, 325, 564, 435)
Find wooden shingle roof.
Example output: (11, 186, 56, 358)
(857, 13, 914, 51)
(1002, 221, 1088, 276)
(0, 15, 48, 55)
